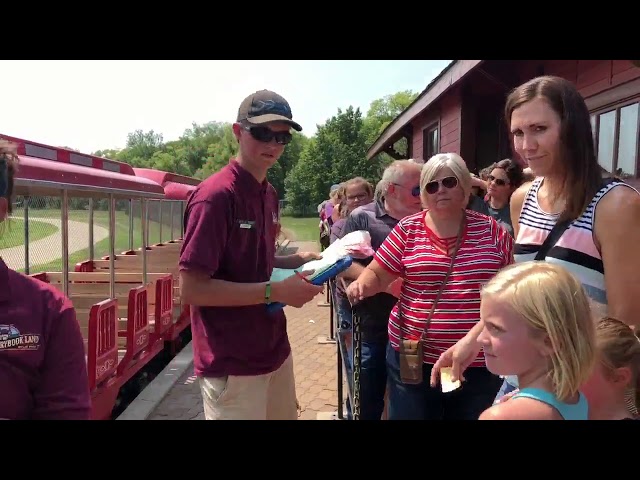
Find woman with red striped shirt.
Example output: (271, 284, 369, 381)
(347, 153, 513, 420)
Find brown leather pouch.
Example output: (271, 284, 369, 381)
(396, 214, 465, 386)
(399, 339, 423, 385)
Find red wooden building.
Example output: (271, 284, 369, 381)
(367, 60, 640, 184)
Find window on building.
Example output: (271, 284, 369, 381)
(423, 124, 439, 161)
(591, 99, 640, 177)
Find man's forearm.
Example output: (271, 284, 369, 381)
(274, 254, 307, 269)
(182, 277, 273, 307)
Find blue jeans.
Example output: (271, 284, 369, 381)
(385, 343, 502, 420)
(335, 294, 352, 330)
(354, 340, 388, 420)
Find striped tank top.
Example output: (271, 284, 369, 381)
(504, 177, 637, 390)
(514, 176, 638, 312)
(505, 177, 639, 390)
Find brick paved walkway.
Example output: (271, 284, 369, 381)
(147, 241, 344, 420)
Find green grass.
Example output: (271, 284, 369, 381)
(0, 218, 58, 249)
(10, 208, 172, 274)
(280, 216, 319, 242)
(7, 207, 318, 273)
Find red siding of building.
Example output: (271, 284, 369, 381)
(411, 86, 462, 162)
(440, 91, 462, 154)
(411, 109, 437, 161)
(405, 60, 639, 172)
(516, 60, 640, 99)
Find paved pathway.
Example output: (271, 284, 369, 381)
(0, 216, 109, 270)
(147, 240, 345, 420)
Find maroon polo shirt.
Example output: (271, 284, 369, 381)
(179, 159, 290, 378)
(0, 259, 91, 420)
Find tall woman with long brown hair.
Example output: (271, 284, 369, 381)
(430, 76, 640, 403)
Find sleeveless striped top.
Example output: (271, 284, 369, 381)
(514, 176, 639, 312)
(505, 177, 639, 390)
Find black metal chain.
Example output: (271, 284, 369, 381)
(352, 308, 362, 420)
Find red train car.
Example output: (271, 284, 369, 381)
(132, 167, 202, 352)
(1, 133, 196, 420)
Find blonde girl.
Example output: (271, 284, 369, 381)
(476, 261, 596, 420)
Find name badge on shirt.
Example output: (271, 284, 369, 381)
(238, 220, 256, 230)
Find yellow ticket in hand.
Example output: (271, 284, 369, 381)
(440, 367, 461, 393)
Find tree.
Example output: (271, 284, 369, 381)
(267, 132, 309, 198)
(284, 106, 386, 213)
(194, 124, 238, 179)
(363, 90, 418, 163)
(87, 88, 418, 215)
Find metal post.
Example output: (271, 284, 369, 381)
(180, 202, 184, 238)
(158, 201, 163, 244)
(336, 309, 344, 419)
(129, 199, 134, 251)
(61, 190, 69, 297)
(317, 281, 331, 308)
(141, 198, 148, 285)
(88, 198, 94, 261)
(334, 300, 356, 421)
(170, 201, 174, 242)
(147, 200, 152, 246)
(317, 280, 336, 345)
(329, 284, 335, 340)
(23, 196, 30, 274)
(352, 307, 361, 420)
(108, 194, 116, 299)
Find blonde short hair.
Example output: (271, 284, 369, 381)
(481, 261, 596, 402)
(420, 153, 471, 199)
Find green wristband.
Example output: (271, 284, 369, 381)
(264, 282, 271, 303)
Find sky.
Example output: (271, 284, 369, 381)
(0, 60, 452, 154)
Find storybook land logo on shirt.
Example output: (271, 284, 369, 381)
(0, 324, 40, 351)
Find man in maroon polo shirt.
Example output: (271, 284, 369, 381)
(179, 90, 323, 420)
(0, 141, 91, 420)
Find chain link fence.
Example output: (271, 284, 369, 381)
(2, 195, 184, 275)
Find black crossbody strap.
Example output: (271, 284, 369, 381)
(534, 218, 571, 261)
(534, 177, 619, 261)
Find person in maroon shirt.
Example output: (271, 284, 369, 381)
(0, 140, 91, 420)
(179, 90, 323, 420)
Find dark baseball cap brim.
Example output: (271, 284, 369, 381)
(245, 113, 302, 132)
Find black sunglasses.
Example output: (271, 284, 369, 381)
(488, 175, 508, 186)
(243, 125, 292, 145)
(425, 176, 458, 194)
(392, 183, 421, 197)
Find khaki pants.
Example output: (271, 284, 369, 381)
(198, 352, 297, 420)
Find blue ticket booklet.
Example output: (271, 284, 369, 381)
(266, 255, 352, 313)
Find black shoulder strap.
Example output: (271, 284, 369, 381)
(534, 177, 618, 261)
(534, 218, 571, 261)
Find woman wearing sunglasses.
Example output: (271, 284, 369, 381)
(469, 159, 525, 237)
(346, 152, 513, 420)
